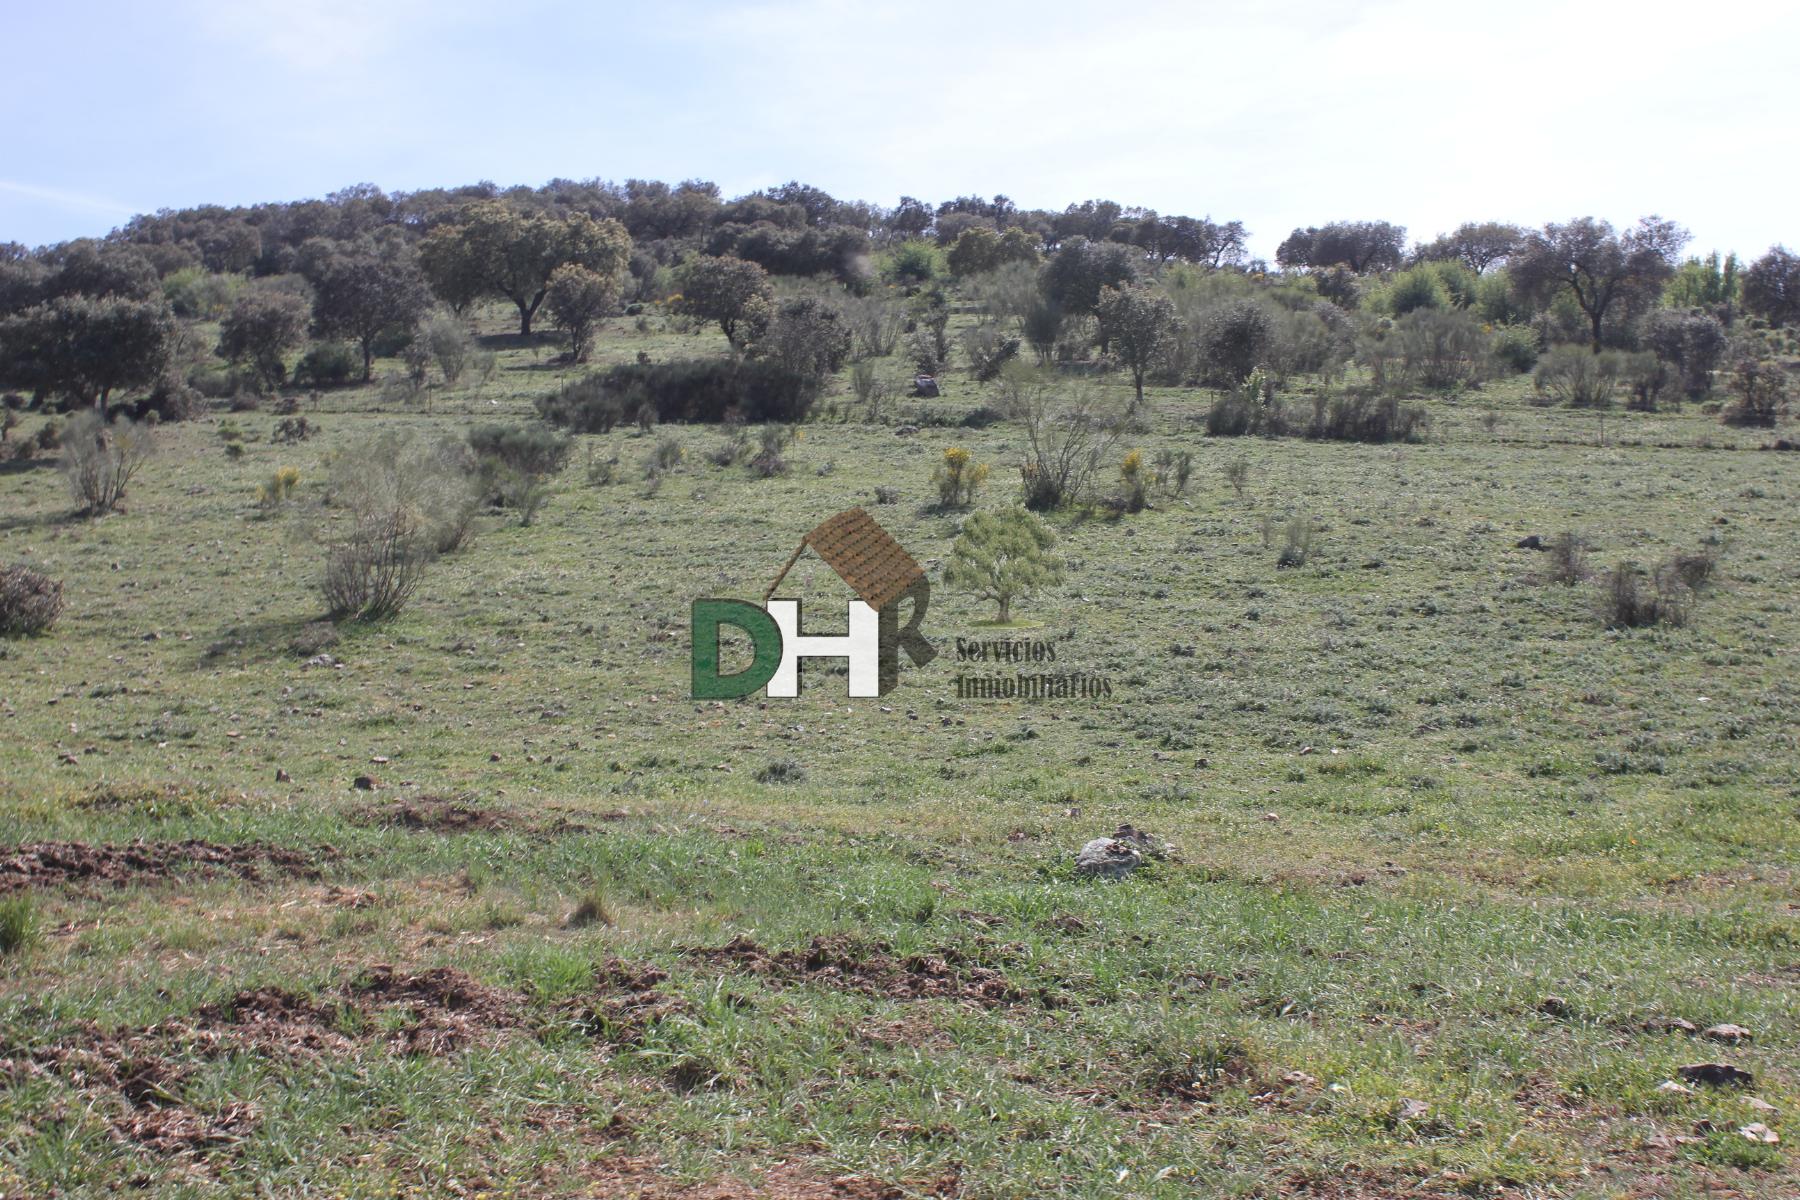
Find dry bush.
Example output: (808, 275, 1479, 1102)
(0, 564, 63, 637)
(60, 411, 154, 515)
(1004, 367, 1124, 510)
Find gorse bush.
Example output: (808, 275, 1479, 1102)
(1599, 561, 1688, 629)
(61, 411, 154, 515)
(468, 423, 569, 526)
(1151, 449, 1191, 497)
(932, 446, 989, 509)
(1193, 298, 1276, 385)
(961, 323, 1022, 382)
(1205, 368, 1290, 437)
(536, 359, 820, 431)
(1490, 325, 1539, 374)
(1392, 308, 1488, 390)
(1277, 514, 1315, 567)
(256, 465, 300, 508)
(0, 563, 63, 637)
(1548, 533, 1588, 585)
(1119, 449, 1148, 512)
(1004, 367, 1124, 511)
(1722, 351, 1790, 428)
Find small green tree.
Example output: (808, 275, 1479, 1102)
(218, 290, 310, 390)
(544, 264, 617, 362)
(673, 255, 772, 348)
(945, 506, 1063, 624)
(1096, 284, 1176, 409)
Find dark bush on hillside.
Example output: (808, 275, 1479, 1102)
(467, 424, 571, 477)
(1640, 308, 1726, 401)
(1618, 351, 1670, 412)
(293, 342, 360, 387)
(1304, 391, 1430, 443)
(1490, 326, 1538, 374)
(1722, 352, 1790, 428)
(1599, 561, 1689, 629)
(1533, 345, 1623, 408)
(537, 359, 820, 431)
(1193, 298, 1276, 385)
(1393, 308, 1488, 390)
(0, 563, 63, 637)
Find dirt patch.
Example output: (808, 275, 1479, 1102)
(358, 794, 513, 833)
(345, 964, 526, 1056)
(7, 957, 679, 1156)
(0, 840, 325, 893)
(580, 1156, 956, 1199)
(567, 960, 692, 1045)
(689, 934, 1028, 1008)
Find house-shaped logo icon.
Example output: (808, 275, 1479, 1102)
(692, 508, 936, 699)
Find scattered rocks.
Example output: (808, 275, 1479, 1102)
(1108, 823, 1172, 860)
(1740, 1122, 1780, 1145)
(1677, 1062, 1754, 1088)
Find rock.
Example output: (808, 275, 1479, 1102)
(1281, 1071, 1319, 1089)
(911, 375, 940, 398)
(1739, 1123, 1779, 1145)
(302, 654, 336, 669)
(1701, 1023, 1752, 1043)
(274, 768, 291, 782)
(1645, 1016, 1698, 1035)
(352, 775, 378, 791)
(1074, 837, 1142, 880)
(894, 424, 920, 436)
(1538, 995, 1573, 1018)
(1261, 812, 1280, 823)
(1110, 823, 1172, 861)
(1677, 1063, 1753, 1088)
(1397, 1099, 1431, 1122)
(1657, 1080, 1694, 1095)
(1515, 534, 1546, 550)
(1744, 1097, 1778, 1115)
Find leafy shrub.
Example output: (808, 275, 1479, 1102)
(1222, 457, 1250, 498)
(1005, 368, 1124, 511)
(468, 424, 569, 526)
(0, 563, 63, 637)
(1617, 351, 1670, 412)
(750, 425, 794, 478)
(1490, 325, 1539, 374)
(1599, 561, 1689, 629)
(707, 430, 749, 467)
(317, 434, 478, 618)
(536, 359, 820, 430)
(1722, 352, 1790, 428)
(1205, 369, 1290, 437)
(961, 324, 1021, 382)
(1548, 533, 1587, 585)
(1304, 390, 1430, 443)
(1390, 308, 1489, 390)
(1533, 345, 1623, 408)
(1277, 515, 1315, 567)
(932, 446, 989, 509)
(1193, 298, 1276, 385)
(420, 314, 476, 384)
(1152, 449, 1192, 497)
(61, 411, 154, 515)
(1641, 308, 1726, 400)
(293, 342, 360, 387)
(646, 435, 683, 474)
(272, 416, 315, 444)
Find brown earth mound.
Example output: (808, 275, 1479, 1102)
(0, 839, 324, 893)
(360, 795, 511, 833)
(689, 934, 1026, 1008)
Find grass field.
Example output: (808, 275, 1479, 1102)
(1, 309, 1796, 1198)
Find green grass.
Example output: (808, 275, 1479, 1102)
(0, 305, 1795, 1197)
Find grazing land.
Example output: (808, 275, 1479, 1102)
(2, 299, 1797, 1200)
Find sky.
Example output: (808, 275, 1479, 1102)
(4, 0, 1796, 261)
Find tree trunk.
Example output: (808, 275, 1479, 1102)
(997, 596, 1011, 623)
(361, 339, 375, 382)
(1590, 309, 1604, 353)
(516, 299, 534, 337)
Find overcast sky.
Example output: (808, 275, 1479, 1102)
(4, 0, 1795, 260)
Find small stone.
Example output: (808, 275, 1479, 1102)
(352, 775, 378, 791)
(1646, 1016, 1698, 1035)
(489, 753, 502, 762)
(1397, 1099, 1431, 1122)
(275, 769, 291, 782)
(1281, 1071, 1319, 1089)
(1261, 812, 1280, 822)
(1677, 1063, 1753, 1088)
(1701, 1023, 1752, 1044)
(1074, 837, 1142, 880)
(1657, 1080, 1694, 1096)
(370, 755, 390, 764)
(1739, 1123, 1779, 1145)
(1538, 995, 1572, 1018)
(1744, 1097, 1778, 1115)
